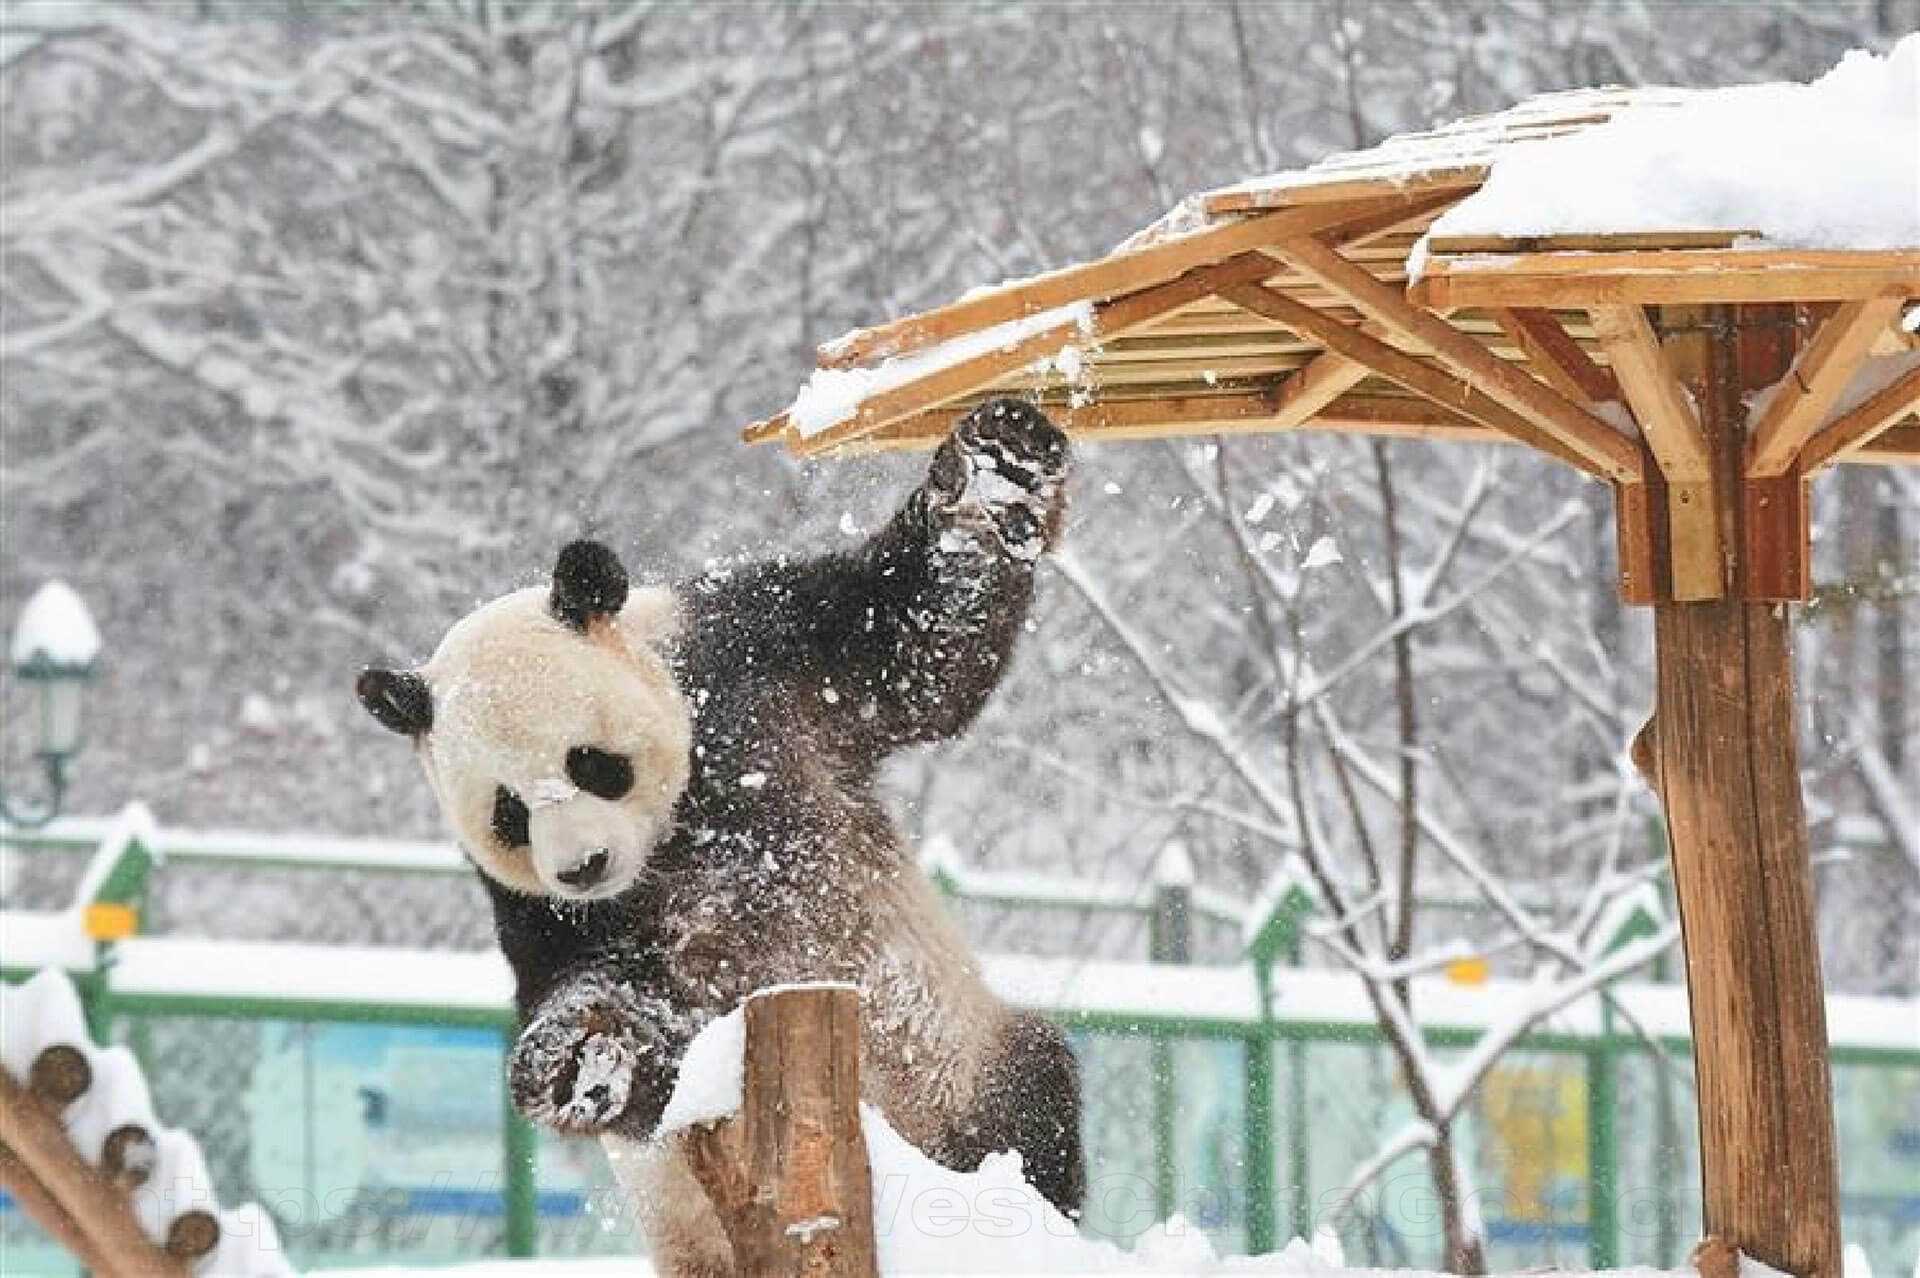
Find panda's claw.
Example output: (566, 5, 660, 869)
(930, 399, 1068, 561)
(509, 971, 672, 1138)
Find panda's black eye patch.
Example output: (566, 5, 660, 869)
(566, 746, 634, 800)
(492, 787, 530, 848)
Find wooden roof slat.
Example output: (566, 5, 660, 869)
(1491, 307, 1620, 403)
(819, 198, 1395, 371)
(787, 251, 1291, 455)
(1747, 297, 1906, 476)
(1590, 305, 1709, 480)
(1269, 237, 1642, 480)
(1000, 351, 1315, 389)
(1203, 168, 1483, 215)
(1411, 249, 1920, 309)
(1196, 88, 1694, 215)
(1797, 365, 1920, 472)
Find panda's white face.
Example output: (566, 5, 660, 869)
(412, 584, 691, 900)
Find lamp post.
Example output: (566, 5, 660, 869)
(2, 581, 101, 829)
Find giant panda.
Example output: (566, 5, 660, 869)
(356, 399, 1084, 1274)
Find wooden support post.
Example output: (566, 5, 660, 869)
(1641, 304, 1842, 1278)
(685, 985, 880, 1278)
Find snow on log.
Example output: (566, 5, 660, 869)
(0, 968, 293, 1277)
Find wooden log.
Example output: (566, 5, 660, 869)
(0, 1067, 187, 1277)
(101, 1123, 159, 1190)
(27, 1046, 92, 1108)
(1644, 302, 1842, 1278)
(684, 985, 879, 1278)
(165, 1208, 222, 1260)
(0, 1142, 124, 1276)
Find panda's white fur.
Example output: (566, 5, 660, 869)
(416, 584, 687, 899)
(358, 401, 1085, 1276)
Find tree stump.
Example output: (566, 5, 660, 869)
(683, 984, 879, 1278)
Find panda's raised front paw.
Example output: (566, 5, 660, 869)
(929, 399, 1070, 562)
(509, 972, 672, 1139)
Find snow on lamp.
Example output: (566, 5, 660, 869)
(4, 581, 101, 827)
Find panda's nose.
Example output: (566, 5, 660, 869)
(557, 849, 610, 890)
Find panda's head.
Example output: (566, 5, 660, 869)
(357, 540, 691, 901)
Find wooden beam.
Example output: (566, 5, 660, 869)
(1412, 249, 1920, 310)
(1643, 303, 1839, 1278)
(1271, 237, 1641, 480)
(1491, 307, 1619, 403)
(1847, 420, 1920, 464)
(819, 200, 1390, 370)
(1265, 349, 1370, 429)
(1591, 304, 1719, 598)
(1221, 280, 1606, 475)
(830, 391, 1525, 455)
(1428, 230, 1751, 255)
(1590, 306, 1707, 479)
(788, 252, 1289, 454)
(683, 985, 878, 1278)
(1747, 298, 1905, 476)
(1797, 365, 1920, 472)
(0, 1068, 186, 1277)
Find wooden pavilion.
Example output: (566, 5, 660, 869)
(748, 84, 1919, 1278)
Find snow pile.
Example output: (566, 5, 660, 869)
(1423, 36, 1920, 256)
(791, 302, 1093, 439)
(0, 969, 295, 1276)
(640, 1005, 1779, 1276)
(9, 579, 101, 667)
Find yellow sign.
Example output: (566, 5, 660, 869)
(82, 902, 139, 941)
(1445, 956, 1490, 985)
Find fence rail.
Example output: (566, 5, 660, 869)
(2, 810, 1916, 1272)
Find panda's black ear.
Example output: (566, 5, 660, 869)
(550, 539, 628, 631)
(357, 668, 433, 737)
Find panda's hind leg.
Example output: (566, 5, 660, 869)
(611, 1140, 734, 1278)
(940, 1010, 1086, 1216)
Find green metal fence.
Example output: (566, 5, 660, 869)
(2, 813, 1916, 1273)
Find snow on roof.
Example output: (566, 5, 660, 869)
(9, 579, 101, 668)
(1421, 35, 1920, 260)
(759, 40, 1919, 462)
(792, 300, 1092, 439)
